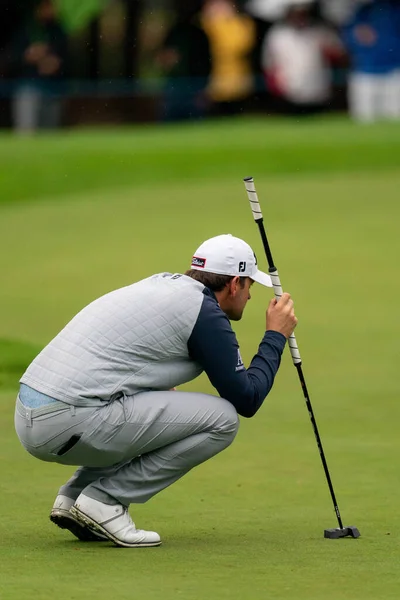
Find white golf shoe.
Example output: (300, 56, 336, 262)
(70, 493, 161, 548)
(50, 494, 108, 542)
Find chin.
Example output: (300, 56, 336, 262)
(230, 312, 243, 322)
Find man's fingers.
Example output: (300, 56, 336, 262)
(278, 292, 292, 304)
(280, 299, 294, 314)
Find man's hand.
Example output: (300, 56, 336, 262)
(266, 293, 298, 339)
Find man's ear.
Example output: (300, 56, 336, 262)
(228, 276, 240, 297)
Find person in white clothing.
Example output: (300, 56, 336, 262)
(261, 1, 345, 114)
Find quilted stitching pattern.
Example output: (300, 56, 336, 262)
(21, 274, 204, 405)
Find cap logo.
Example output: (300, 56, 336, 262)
(238, 261, 247, 273)
(192, 256, 206, 268)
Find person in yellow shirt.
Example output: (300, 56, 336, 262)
(202, 0, 256, 115)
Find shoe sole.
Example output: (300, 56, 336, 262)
(50, 510, 108, 542)
(70, 507, 162, 548)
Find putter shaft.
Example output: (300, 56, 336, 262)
(243, 176, 360, 539)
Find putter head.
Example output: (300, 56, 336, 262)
(324, 526, 360, 539)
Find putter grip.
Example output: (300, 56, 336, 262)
(270, 269, 302, 365)
(243, 177, 263, 221)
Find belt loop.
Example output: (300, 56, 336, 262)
(70, 405, 76, 416)
(25, 409, 33, 428)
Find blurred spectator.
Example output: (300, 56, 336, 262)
(201, 0, 256, 116)
(157, 7, 212, 121)
(261, 0, 345, 115)
(343, 0, 400, 122)
(6, 0, 67, 133)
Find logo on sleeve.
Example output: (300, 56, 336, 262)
(235, 349, 245, 372)
(192, 256, 206, 268)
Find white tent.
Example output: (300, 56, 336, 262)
(245, 0, 315, 22)
(246, 0, 370, 24)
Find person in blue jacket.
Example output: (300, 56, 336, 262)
(343, 0, 400, 121)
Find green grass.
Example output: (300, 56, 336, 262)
(1, 116, 400, 205)
(1, 116, 399, 600)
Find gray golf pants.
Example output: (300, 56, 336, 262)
(15, 390, 239, 507)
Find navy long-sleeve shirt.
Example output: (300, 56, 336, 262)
(188, 287, 286, 418)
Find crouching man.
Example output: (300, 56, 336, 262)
(15, 234, 297, 547)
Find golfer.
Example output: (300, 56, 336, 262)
(15, 234, 297, 548)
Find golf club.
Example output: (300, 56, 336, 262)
(243, 176, 360, 540)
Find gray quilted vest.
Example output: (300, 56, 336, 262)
(20, 274, 205, 406)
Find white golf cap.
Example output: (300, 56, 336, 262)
(190, 234, 272, 287)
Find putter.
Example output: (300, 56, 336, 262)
(243, 176, 360, 540)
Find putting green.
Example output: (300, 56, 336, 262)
(0, 117, 399, 600)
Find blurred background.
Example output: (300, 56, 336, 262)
(1, 0, 399, 130)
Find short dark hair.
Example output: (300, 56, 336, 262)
(185, 269, 247, 292)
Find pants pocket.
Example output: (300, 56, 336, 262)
(56, 434, 82, 456)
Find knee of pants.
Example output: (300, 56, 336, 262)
(214, 402, 240, 446)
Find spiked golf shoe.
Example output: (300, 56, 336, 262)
(50, 495, 108, 541)
(71, 494, 161, 548)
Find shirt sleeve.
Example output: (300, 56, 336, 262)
(187, 293, 287, 418)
